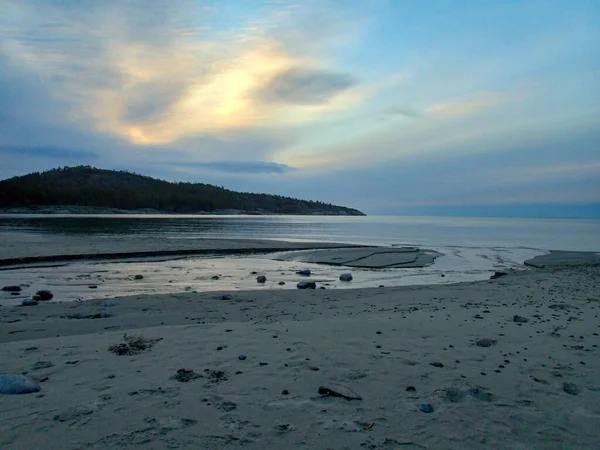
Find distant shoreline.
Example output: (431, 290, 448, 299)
(0, 205, 366, 216)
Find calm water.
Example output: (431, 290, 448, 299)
(1, 214, 599, 251)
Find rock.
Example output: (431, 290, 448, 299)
(134, 274, 144, 280)
(297, 281, 316, 289)
(0, 374, 41, 395)
(278, 281, 285, 285)
(220, 294, 233, 300)
(88, 285, 98, 289)
(490, 271, 507, 280)
(35, 290, 54, 301)
(563, 382, 581, 395)
(211, 275, 220, 280)
(281, 389, 289, 395)
(441, 274, 446, 277)
(2, 285, 21, 292)
(339, 273, 353, 282)
(430, 361, 444, 368)
(256, 275, 267, 283)
(308, 366, 319, 371)
(406, 386, 416, 392)
(475, 338, 497, 347)
(10, 292, 19, 296)
(296, 269, 311, 276)
(238, 354, 247, 360)
(21, 298, 39, 306)
(318, 383, 362, 400)
(418, 403, 434, 413)
(513, 315, 529, 323)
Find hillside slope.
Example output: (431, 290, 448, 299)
(0, 166, 365, 215)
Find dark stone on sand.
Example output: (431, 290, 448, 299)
(297, 281, 316, 289)
(296, 269, 311, 276)
(308, 366, 319, 371)
(21, 298, 39, 306)
(238, 354, 247, 360)
(281, 389, 289, 395)
(419, 403, 434, 413)
(211, 275, 220, 280)
(513, 315, 529, 323)
(257, 275, 267, 283)
(134, 274, 144, 280)
(10, 292, 19, 296)
(220, 294, 233, 300)
(406, 386, 416, 392)
(441, 274, 446, 277)
(89, 285, 98, 289)
(430, 361, 444, 368)
(259, 362, 268, 366)
(563, 382, 581, 395)
(474, 314, 484, 319)
(475, 338, 497, 347)
(490, 271, 508, 280)
(278, 281, 285, 285)
(35, 290, 53, 301)
(339, 273, 353, 282)
(0, 374, 41, 395)
(2, 285, 21, 292)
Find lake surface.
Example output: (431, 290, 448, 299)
(1, 215, 598, 305)
(1, 214, 599, 251)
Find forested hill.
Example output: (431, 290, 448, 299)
(0, 166, 365, 215)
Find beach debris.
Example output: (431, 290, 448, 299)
(297, 281, 316, 289)
(563, 382, 581, 395)
(430, 361, 444, 368)
(2, 285, 21, 292)
(220, 294, 233, 300)
(490, 271, 507, 280)
(172, 368, 203, 383)
(296, 269, 311, 276)
(339, 273, 353, 282)
(0, 374, 41, 395)
(281, 389, 289, 395)
(134, 274, 144, 280)
(513, 315, 529, 323)
(257, 275, 267, 283)
(108, 334, 162, 356)
(418, 403, 434, 413)
(35, 290, 54, 301)
(238, 354, 247, 360)
(21, 298, 39, 306)
(204, 369, 228, 384)
(318, 383, 362, 400)
(475, 338, 497, 347)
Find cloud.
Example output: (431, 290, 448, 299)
(0, 145, 98, 160)
(183, 160, 297, 174)
(252, 67, 356, 105)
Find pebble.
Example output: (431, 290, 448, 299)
(406, 386, 416, 392)
(418, 403, 434, 413)
(430, 362, 444, 368)
(281, 389, 289, 395)
(257, 275, 267, 283)
(134, 275, 144, 280)
(220, 294, 233, 300)
(35, 290, 54, 301)
(1, 286, 21, 292)
(238, 354, 247, 360)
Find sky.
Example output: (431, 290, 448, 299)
(0, 0, 599, 217)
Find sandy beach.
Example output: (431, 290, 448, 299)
(1, 242, 600, 449)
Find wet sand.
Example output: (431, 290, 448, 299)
(1, 243, 599, 449)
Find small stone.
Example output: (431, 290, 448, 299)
(35, 290, 53, 301)
(216, 346, 223, 351)
(430, 362, 444, 368)
(2, 285, 21, 292)
(259, 362, 268, 366)
(134, 275, 144, 280)
(278, 281, 285, 285)
(220, 294, 233, 300)
(238, 354, 247, 360)
(513, 315, 529, 323)
(308, 366, 319, 371)
(418, 403, 434, 413)
(339, 273, 353, 282)
(281, 389, 289, 395)
(475, 338, 497, 347)
(88, 285, 98, 289)
(21, 298, 39, 306)
(297, 281, 316, 289)
(211, 275, 220, 280)
(107, 374, 115, 379)
(10, 292, 20, 296)
(406, 386, 416, 392)
(296, 270, 311, 276)
(257, 275, 267, 283)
